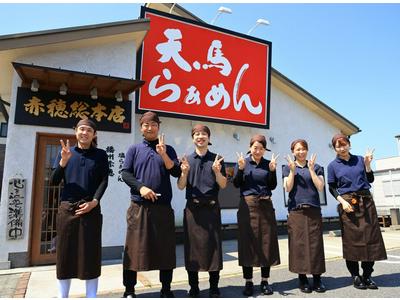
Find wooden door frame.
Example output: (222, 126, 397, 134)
(29, 132, 76, 265)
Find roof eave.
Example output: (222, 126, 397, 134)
(0, 18, 150, 51)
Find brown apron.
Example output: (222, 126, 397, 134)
(237, 195, 280, 267)
(123, 201, 176, 271)
(56, 201, 102, 280)
(338, 190, 387, 261)
(184, 198, 223, 272)
(287, 206, 326, 274)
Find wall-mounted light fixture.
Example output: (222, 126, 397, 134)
(269, 136, 276, 144)
(90, 87, 98, 100)
(59, 83, 68, 96)
(210, 6, 232, 25)
(31, 79, 39, 92)
(115, 90, 123, 102)
(247, 18, 270, 35)
(169, 3, 176, 14)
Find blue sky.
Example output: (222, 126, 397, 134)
(0, 3, 399, 163)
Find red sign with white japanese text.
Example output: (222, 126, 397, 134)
(136, 7, 272, 128)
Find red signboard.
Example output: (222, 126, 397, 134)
(136, 7, 272, 128)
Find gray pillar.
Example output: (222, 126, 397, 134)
(390, 208, 400, 226)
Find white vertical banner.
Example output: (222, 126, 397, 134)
(7, 178, 26, 240)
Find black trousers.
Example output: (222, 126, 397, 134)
(345, 260, 375, 277)
(242, 266, 271, 280)
(123, 269, 173, 292)
(188, 271, 220, 289)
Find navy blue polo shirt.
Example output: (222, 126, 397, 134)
(282, 163, 324, 211)
(52, 146, 109, 202)
(184, 150, 226, 199)
(327, 154, 371, 195)
(233, 156, 277, 197)
(122, 139, 180, 204)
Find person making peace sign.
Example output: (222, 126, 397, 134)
(233, 134, 280, 297)
(51, 119, 109, 298)
(283, 139, 326, 293)
(177, 124, 227, 298)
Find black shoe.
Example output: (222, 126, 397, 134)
(353, 275, 367, 290)
(299, 281, 312, 294)
(260, 281, 273, 295)
(209, 288, 220, 298)
(242, 282, 254, 297)
(160, 289, 175, 298)
(313, 281, 327, 293)
(123, 291, 136, 298)
(363, 276, 378, 289)
(188, 287, 200, 298)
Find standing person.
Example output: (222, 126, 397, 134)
(282, 139, 326, 293)
(233, 134, 280, 297)
(327, 133, 387, 289)
(51, 119, 109, 298)
(178, 124, 227, 298)
(121, 111, 181, 298)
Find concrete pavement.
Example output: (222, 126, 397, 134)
(1, 228, 399, 298)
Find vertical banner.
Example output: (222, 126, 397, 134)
(137, 7, 272, 128)
(7, 178, 26, 240)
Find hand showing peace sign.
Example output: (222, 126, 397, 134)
(180, 155, 190, 176)
(285, 154, 296, 172)
(212, 153, 224, 174)
(236, 152, 246, 170)
(269, 153, 280, 172)
(59, 139, 72, 167)
(364, 148, 374, 167)
(156, 133, 166, 156)
(308, 153, 317, 170)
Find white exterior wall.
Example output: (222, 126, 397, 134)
(136, 83, 341, 226)
(0, 41, 137, 263)
(372, 156, 400, 212)
(0, 39, 346, 265)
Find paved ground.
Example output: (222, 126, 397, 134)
(101, 249, 400, 298)
(0, 228, 399, 298)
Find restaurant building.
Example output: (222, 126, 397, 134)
(0, 3, 359, 268)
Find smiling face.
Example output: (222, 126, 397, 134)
(292, 142, 308, 163)
(334, 139, 351, 158)
(140, 121, 160, 141)
(75, 125, 96, 149)
(250, 141, 266, 161)
(192, 130, 210, 149)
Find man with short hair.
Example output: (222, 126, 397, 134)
(121, 111, 181, 298)
(51, 118, 109, 298)
(178, 124, 227, 298)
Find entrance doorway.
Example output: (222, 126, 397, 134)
(30, 133, 75, 265)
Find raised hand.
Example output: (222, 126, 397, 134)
(364, 148, 374, 167)
(180, 155, 190, 175)
(308, 153, 317, 170)
(59, 139, 72, 167)
(236, 152, 246, 170)
(285, 154, 296, 172)
(212, 153, 224, 174)
(269, 153, 280, 172)
(156, 133, 166, 156)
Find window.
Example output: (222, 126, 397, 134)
(281, 165, 327, 207)
(382, 179, 400, 197)
(219, 162, 241, 209)
(0, 123, 7, 137)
